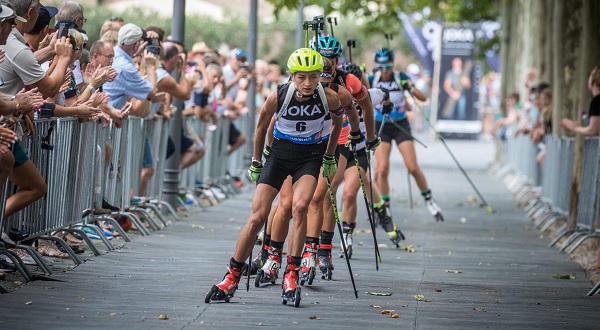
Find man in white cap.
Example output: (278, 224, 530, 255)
(103, 23, 158, 111)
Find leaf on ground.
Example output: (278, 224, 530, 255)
(414, 294, 425, 301)
(370, 305, 381, 308)
(357, 242, 364, 246)
(158, 314, 169, 320)
(367, 292, 392, 296)
(445, 269, 462, 274)
(434, 288, 442, 292)
(378, 243, 389, 248)
(474, 307, 486, 312)
(25, 301, 32, 305)
(109, 312, 117, 316)
(256, 323, 263, 326)
(390, 313, 400, 318)
(398, 244, 416, 252)
(424, 299, 432, 302)
(308, 315, 322, 320)
(190, 224, 205, 229)
(552, 273, 576, 279)
(381, 309, 395, 314)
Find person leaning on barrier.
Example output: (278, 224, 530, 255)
(156, 40, 204, 170)
(560, 66, 600, 136)
(103, 23, 159, 115)
(23, 3, 57, 52)
(87, 40, 127, 126)
(221, 48, 248, 155)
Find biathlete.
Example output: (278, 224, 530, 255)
(205, 48, 344, 305)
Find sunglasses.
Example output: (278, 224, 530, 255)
(378, 64, 393, 70)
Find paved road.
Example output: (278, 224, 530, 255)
(1, 137, 599, 329)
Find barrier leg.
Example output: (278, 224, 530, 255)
(115, 212, 151, 236)
(140, 203, 168, 227)
(559, 230, 588, 253)
(158, 200, 183, 221)
(539, 214, 567, 233)
(81, 224, 115, 251)
(95, 216, 131, 242)
(566, 234, 600, 254)
(15, 244, 52, 275)
(130, 207, 161, 231)
(549, 225, 572, 248)
(0, 249, 32, 282)
(587, 281, 600, 296)
(54, 229, 98, 258)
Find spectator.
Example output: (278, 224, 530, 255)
(560, 66, 600, 136)
(54, 1, 87, 90)
(23, 3, 56, 51)
(103, 23, 157, 110)
(0, 0, 71, 222)
(221, 48, 248, 155)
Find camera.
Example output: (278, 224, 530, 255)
(144, 37, 160, 56)
(57, 23, 69, 39)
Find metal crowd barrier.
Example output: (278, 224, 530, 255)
(502, 132, 541, 186)
(561, 137, 600, 253)
(541, 135, 575, 214)
(1, 110, 250, 287)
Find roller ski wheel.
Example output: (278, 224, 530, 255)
(388, 227, 406, 248)
(426, 199, 444, 222)
(255, 268, 278, 286)
(281, 287, 302, 307)
(339, 245, 353, 259)
(308, 266, 316, 285)
(205, 285, 233, 303)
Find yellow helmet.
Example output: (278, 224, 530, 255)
(287, 48, 323, 74)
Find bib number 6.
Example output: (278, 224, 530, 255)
(296, 122, 307, 132)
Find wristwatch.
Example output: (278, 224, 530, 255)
(87, 85, 96, 93)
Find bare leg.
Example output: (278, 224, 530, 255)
(397, 140, 428, 190)
(287, 175, 319, 257)
(5, 160, 47, 218)
(180, 144, 205, 170)
(233, 183, 280, 262)
(138, 166, 155, 196)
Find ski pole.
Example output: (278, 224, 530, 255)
(377, 114, 387, 138)
(407, 171, 413, 214)
(326, 177, 358, 298)
(408, 92, 494, 213)
(327, 16, 337, 37)
(351, 144, 382, 269)
(346, 39, 356, 63)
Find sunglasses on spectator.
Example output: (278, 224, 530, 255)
(109, 16, 124, 22)
(378, 64, 393, 70)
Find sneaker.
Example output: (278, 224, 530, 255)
(93, 207, 112, 215)
(215, 263, 243, 295)
(282, 263, 300, 294)
(81, 227, 101, 240)
(0, 258, 17, 272)
(102, 198, 120, 212)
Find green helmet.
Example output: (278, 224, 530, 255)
(287, 48, 324, 74)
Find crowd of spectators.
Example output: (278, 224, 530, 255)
(0, 0, 286, 273)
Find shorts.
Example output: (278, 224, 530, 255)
(336, 144, 350, 163)
(228, 122, 242, 146)
(345, 147, 369, 171)
(258, 138, 326, 189)
(375, 118, 413, 145)
(181, 133, 194, 152)
(143, 137, 154, 168)
(13, 141, 29, 168)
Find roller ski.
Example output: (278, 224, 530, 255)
(423, 190, 444, 222)
(338, 223, 354, 259)
(205, 261, 242, 303)
(379, 214, 405, 247)
(281, 259, 302, 307)
(244, 240, 269, 276)
(254, 247, 281, 287)
(299, 243, 318, 286)
(318, 245, 334, 280)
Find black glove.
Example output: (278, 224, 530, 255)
(263, 145, 271, 159)
(345, 130, 365, 148)
(366, 137, 381, 151)
(381, 102, 393, 115)
(379, 87, 390, 101)
(401, 81, 414, 92)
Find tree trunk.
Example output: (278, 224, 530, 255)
(499, 0, 514, 116)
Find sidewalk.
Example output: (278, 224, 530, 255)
(1, 137, 599, 329)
